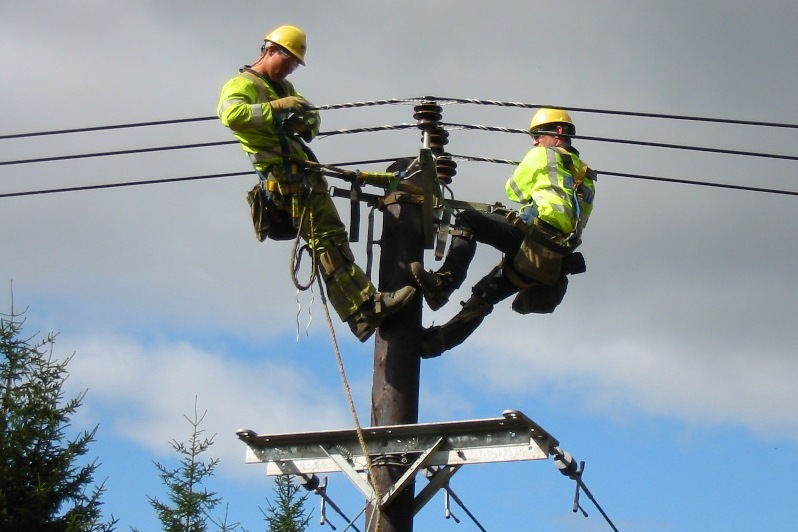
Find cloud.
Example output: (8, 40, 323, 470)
(448, 305, 798, 443)
(63, 333, 355, 479)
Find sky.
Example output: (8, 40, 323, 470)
(2, 1, 798, 531)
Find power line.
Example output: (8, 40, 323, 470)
(449, 154, 798, 196)
(2, 99, 797, 199)
(0, 116, 217, 140)
(599, 170, 798, 196)
(2, 164, 797, 199)
(428, 96, 798, 130)
(443, 123, 798, 162)
(3, 95, 798, 141)
(3, 123, 797, 167)
(0, 140, 237, 167)
(0, 171, 252, 198)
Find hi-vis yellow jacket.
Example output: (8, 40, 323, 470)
(217, 68, 320, 171)
(505, 146, 596, 235)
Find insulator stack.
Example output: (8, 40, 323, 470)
(428, 127, 449, 155)
(436, 154, 457, 184)
(414, 100, 455, 183)
(413, 102, 443, 132)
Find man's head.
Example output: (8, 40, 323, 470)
(254, 25, 306, 80)
(529, 108, 575, 147)
(263, 25, 306, 65)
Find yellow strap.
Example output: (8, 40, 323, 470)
(552, 147, 587, 188)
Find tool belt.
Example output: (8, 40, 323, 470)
(246, 182, 296, 241)
(507, 211, 579, 286)
(264, 162, 314, 196)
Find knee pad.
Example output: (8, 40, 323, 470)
(317, 242, 356, 279)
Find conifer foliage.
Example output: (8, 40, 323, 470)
(262, 475, 311, 532)
(144, 402, 232, 532)
(0, 302, 115, 531)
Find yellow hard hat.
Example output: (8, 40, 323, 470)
(264, 25, 307, 65)
(529, 108, 575, 133)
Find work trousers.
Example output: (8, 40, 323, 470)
(268, 167, 375, 320)
(439, 209, 524, 305)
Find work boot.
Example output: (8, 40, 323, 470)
(347, 312, 377, 342)
(346, 285, 417, 342)
(372, 285, 417, 316)
(419, 295, 494, 358)
(409, 262, 454, 311)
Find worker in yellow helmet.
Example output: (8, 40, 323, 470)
(409, 108, 597, 357)
(217, 26, 415, 341)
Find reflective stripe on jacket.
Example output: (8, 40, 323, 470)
(216, 69, 320, 170)
(505, 146, 596, 234)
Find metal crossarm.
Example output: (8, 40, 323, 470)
(236, 409, 559, 515)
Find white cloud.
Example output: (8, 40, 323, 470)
(451, 310, 798, 442)
(64, 333, 355, 479)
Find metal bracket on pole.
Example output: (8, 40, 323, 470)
(413, 465, 461, 514)
(349, 182, 362, 242)
(434, 207, 451, 261)
(237, 409, 559, 516)
(417, 147, 438, 249)
(320, 445, 377, 501)
(378, 437, 444, 508)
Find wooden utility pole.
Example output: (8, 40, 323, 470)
(369, 186, 425, 532)
(369, 101, 447, 532)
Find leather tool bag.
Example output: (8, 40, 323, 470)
(246, 184, 296, 241)
(513, 218, 576, 285)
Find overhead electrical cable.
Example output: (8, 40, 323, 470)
(0, 99, 419, 140)
(0, 116, 217, 140)
(597, 170, 798, 196)
(0, 140, 237, 167)
(3, 95, 798, 141)
(2, 166, 797, 199)
(0, 171, 252, 198)
(442, 123, 798, 162)
(2, 98, 798, 199)
(425, 96, 798, 130)
(2, 124, 797, 166)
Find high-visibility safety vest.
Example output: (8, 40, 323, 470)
(505, 146, 596, 235)
(217, 69, 320, 170)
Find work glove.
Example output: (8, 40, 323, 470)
(283, 113, 320, 142)
(269, 96, 308, 114)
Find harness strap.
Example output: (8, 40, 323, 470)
(552, 147, 594, 241)
(448, 227, 474, 240)
(239, 69, 295, 172)
(377, 191, 424, 209)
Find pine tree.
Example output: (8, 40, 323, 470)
(143, 401, 236, 532)
(262, 475, 311, 532)
(0, 300, 116, 531)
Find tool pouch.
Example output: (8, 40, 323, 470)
(513, 219, 575, 285)
(246, 184, 296, 241)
